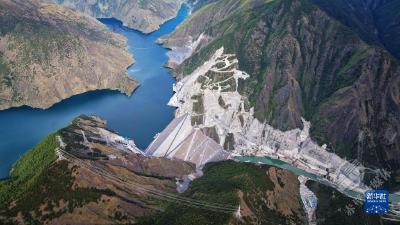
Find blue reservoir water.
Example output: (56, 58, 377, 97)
(0, 5, 189, 178)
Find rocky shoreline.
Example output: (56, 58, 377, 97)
(48, 0, 185, 33)
(0, 0, 138, 110)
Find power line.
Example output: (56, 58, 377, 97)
(60, 149, 234, 212)
(58, 149, 238, 214)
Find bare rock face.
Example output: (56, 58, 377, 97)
(312, 0, 400, 59)
(49, 0, 184, 33)
(0, 115, 196, 224)
(161, 0, 400, 189)
(0, 0, 137, 110)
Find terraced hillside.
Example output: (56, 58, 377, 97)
(0, 0, 137, 110)
(161, 0, 400, 190)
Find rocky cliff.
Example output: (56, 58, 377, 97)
(49, 0, 184, 33)
(0, 115, 311, 225)
(312, 0, 400, 59)
(0, 0, 137, 110)
(0, 115, 195, 224)
(164, 47, 368, 195)
(160, 0, 400, 190)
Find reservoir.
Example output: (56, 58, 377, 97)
(0, 5, 189, 178)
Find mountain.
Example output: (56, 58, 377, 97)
(312, 0, 400, 59)
(0, 0, 137, 110)
(0, 115, 314, 225)
(139, 161, 308, 225)
(160, 0, 400, 190)
(0, 115, 195, 224)
(306, 180, 388, 225)
(1, 0, 400, 224)
(49, 0, 184, 33)
(140, 166, 389, 225)
(0, 111, 390, 224)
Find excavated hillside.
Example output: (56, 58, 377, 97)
(0, 115, 312, 225)
(49, 0, 184, 33)
(0, 0, 137, 110)
(0, 115, 195, 224)
(160, 0, 400, 189)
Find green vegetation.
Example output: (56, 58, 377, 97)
(306, 180, 382, 225)
(191, 94, 204, 125)
(191, 94, 204, 114)
(204, 70, 230, 82)
(138, 161, 305, 225)
(138, 161, 278, 225)
(204, 70, 237, 92)
(0, 6, 87, 70)
(0, 130, 115, 223)
(310, 108, 358, 160)
(197, 75, 209, 89)
(337, 45, 371, 77)
(176, 0, 382, 127)
(172, 0, 400, 177)
(0, 132, 58, 207)
(138, 0, 147, 8)
(175, 0, 289, 123)
(312, 0, 400, 59)
(1, 160, 114, 223)
(0, 0, 124, 107)
(223, 133, 235, 150)
(10, 21, 82, 68)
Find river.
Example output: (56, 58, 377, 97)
(235, 156, 400, 203)
(0, 5, 189, 178)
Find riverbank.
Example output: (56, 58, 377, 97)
(0, 4, 190, 178)
(0, 0, 138, 111)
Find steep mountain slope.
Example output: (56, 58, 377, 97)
(49, 0, 184, 33)
(0, 115, 314, 225)
(140, 161, 390, 225)
(0, 115, 195, 224)
(306, 180, 387, 225)
(139, 161, 307, 225)
(0, 0, 137, 110)
(161, 0, 400, 189)
(312, 0, 400, 59)
(160, 47, 368, 196)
